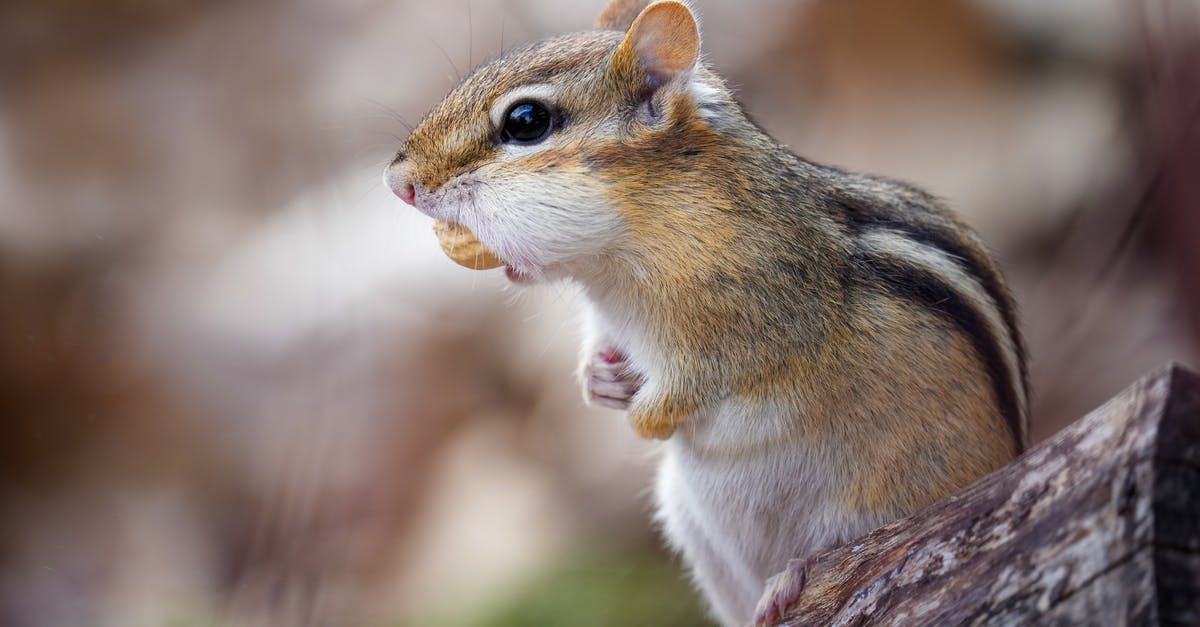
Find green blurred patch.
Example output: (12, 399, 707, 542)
(420, 548, 713, 627)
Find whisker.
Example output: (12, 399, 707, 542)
(364, 98, 415, 132)
(424, 32, 463, 83)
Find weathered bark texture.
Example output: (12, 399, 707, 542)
(773, 363, 1200, 626)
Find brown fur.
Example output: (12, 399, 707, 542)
(402, 32, 628, 192)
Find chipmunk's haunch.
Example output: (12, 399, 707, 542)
(384, 1, 1029, 624)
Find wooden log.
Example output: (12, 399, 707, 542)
(771, 363, 1200, 626)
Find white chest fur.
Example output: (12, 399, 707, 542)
(653, 401, 886, 627)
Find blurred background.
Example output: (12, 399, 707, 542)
(1, 0, 1198, 625)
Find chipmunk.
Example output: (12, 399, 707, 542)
(384, 1, 1029, 624)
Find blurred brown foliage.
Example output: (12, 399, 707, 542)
(0, 1, 1197, 625)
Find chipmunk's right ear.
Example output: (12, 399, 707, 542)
(609, 1, 700, 95)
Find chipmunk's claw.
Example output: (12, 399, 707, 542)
(752, 557, 815, 626)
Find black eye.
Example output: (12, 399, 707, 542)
(501, 101, 553, 144)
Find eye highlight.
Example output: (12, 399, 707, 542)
(501, 101, 553, 144)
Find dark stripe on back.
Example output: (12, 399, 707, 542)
(838, 199, 1029, 429)
(854, 251, 1025, 453)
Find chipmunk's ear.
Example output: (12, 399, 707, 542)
(595, 0, 653, 31)
(610, 1, 700, 94)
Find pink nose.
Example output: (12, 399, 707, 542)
(395, 181, 416, 206)
(385, 161, 417, 206)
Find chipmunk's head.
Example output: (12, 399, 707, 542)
(386, 0, 727, 283)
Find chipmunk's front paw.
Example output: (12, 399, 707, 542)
(752, 557, 815, 626)
(584, 347, 642, 410)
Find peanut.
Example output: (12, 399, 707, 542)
(432, 221, 505, 270)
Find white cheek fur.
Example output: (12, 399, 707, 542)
(463, 171, 625, 277)
(499, 139, 560, 161)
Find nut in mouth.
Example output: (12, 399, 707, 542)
(432, 221, 504, 270)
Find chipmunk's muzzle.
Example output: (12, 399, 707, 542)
(384, 159, 418, 207)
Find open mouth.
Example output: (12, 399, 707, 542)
(504, 265, 535, 284)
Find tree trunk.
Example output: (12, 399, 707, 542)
(772, 363, 1200, 626)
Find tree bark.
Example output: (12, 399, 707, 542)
(772, 363, 1200, 626)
